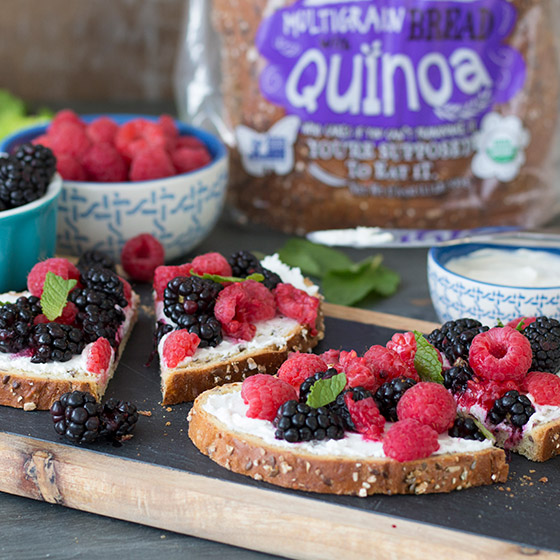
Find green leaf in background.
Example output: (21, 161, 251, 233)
(413, 331, 444, 384)
(306, 372, 347, 408)
(40, 272, 77, 321)
(322, 255, 399, 306)
(0, 89, 53, 140)
(278, 238, 353, 278)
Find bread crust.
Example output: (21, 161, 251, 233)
(188, 384, 509, 496)
(512, 418, 560, 462)
(0, 293, 139, 411)
(162, 309, 325, 405)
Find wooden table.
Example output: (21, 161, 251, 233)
(1, 218, 558, 560)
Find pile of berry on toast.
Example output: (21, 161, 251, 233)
(152, 250, 324, 404)
(0, 253, 139, 410)
(189, 315, 560, 496)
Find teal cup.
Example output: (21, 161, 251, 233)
(0, 174, 62, 292)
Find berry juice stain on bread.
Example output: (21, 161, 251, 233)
(152, 251, 324, 405)
(0, 254, 139, 410)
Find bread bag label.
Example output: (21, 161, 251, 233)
(239, 0, 527, 191)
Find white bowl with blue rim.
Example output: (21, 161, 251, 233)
(0, 114, 228, 262)
(428, 242, 560, 326)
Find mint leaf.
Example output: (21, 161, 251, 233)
(471, 416, 495, 442)
(278, 238, 353, 278)
(190, 271, 264, 284)
(306, 372, 346, 408)
(40, 272, 77, 321)
(322, 255, 399, 306)
(413, 331, 444, 384)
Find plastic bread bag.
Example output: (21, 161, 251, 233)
(175, 0, 560, 234)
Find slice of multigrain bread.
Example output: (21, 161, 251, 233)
(188, 383, 509, 496)
(155, 253, 324, 405)
(0, 291, 139, 410)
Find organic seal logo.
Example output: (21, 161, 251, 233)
(471, 113, 530, 182)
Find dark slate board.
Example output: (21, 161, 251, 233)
(0, 286, 559, 553)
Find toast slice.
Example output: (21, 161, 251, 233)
(155, 253, 324, 405)
(188, 383, 509, 496)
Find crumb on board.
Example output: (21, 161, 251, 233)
(166, 407, 172, 412)
(138, 410, 152, 417)
(539, 477, 549, 483)
(165, 421, 171, 426)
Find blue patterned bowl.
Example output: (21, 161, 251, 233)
(0, 174, 62, 292)
(428, 243, 560, 325)
(0, 115, 228, 261)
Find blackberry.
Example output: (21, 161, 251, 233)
(0, 156, 49, 209)
(77, 249, 116, 273)
(70, 288, 125, 347)
(522, 316, 560, 373)
(426, 318, 489, 364)
(31, 322, 85, 363)
(0, 296, 41, 353)
(374, 376, 417, 422)
(448, 416, 486, 441)
(443, 364, 474, 394)
(298, 367, 338, 403)
(12, 143, 56, 188)
(228, 250, 260, 277)
(163, 276, 223, 347)
(257, 266, 282, 290)
(50, 391, 102, 444)
(81, 265, 128, 308)
(330, 386, 373, 431)
(488, 390, 535, 428)
(99, 398, 139, 440)
(273, 400, 345, 443)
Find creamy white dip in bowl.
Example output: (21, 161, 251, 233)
(428, 242, 560, 325)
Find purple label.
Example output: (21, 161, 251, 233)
(256, 0, 526, 127)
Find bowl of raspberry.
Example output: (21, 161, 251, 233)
(428, 242, 560, 325)
(0, 111, 228, 261)
(0, 143, 62, 291)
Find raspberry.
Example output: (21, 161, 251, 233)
(363, 345, 419, 386)
(455, 377, 521, 412)
(174, 135, 206, 150)
(320, 349, 340, 367)
(190, 252, 232, 277)
(274, 283, 319, 335)
(386, 331, 418, 371)
(241, 374, 298, 421)
(171, 147, 212, 174)
(336, 350, 378, 392)
(121, 233, 165, 283)
(506, 316, 536, 330)
(383, 419, 439, 462)
(49, 122, 91, 160)
(56, 153, 87, 181)
(344, 394, 385, 441)
(49, 109, 84, 133)
(31, 135, 54, 150)
(114, 119, 148, 162)
(120, 277, 133, 305)
(82, 142, 128, 182)
(153, 264, 192, 300)
(86, 337, 113, 376)
(215, 280, 276, 341)
(523, 371, 560, 406)
(162, 329, 200, 368)
(27, 258, 81, 297)
(86, 117, 119, 145)
(277, 352, 328, 391)
(469, 326, 533, 382)
(129, 145, 175, 181)
(34, 301, 78, 326)
(396, 382, 456, 433)
(158, 115, 179, 145)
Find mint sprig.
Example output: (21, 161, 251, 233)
(471, 416, 495, 443)
(190, 271, 264, 284)
(413, 331, 444, 384)
(306, 372, 347, 408)
(40, 272, 77, 321)
(278, 238, 399, 306)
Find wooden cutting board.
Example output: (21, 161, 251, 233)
(0, 294, 558, 560)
